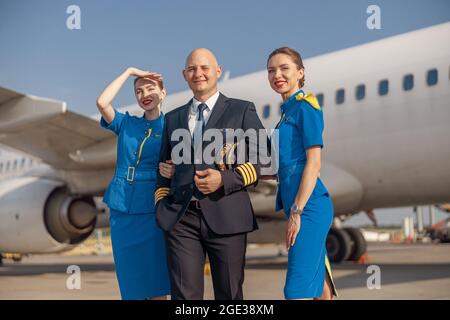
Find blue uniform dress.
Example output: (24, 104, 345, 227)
(275, 89, 338, 299)
(100, 109, 170, 300)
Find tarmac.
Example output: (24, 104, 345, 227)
(1, 242, 449, 300)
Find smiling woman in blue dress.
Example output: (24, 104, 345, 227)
(96, 67, 174, 300)
(267, 47, 338, 300)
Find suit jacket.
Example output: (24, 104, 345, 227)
(155, 93, 269, 235)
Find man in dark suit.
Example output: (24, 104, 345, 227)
(155, 48, 269, 300)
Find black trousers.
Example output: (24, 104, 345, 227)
(165, 201, 247, 300)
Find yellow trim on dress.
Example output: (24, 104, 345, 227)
(295, 92, 321, 111)
(325, 255, 339, 297)
(136, 128, 153, 165)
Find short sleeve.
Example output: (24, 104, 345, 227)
(299, 103, 324, 149)
(100, 109, 127, 135)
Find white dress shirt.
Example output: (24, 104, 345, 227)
(188, 91, 220, 137)
(189, 91, 220, 200)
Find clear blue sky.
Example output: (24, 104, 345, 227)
(1, 0, 449, 116)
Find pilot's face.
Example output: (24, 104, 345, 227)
(134, 78, 166, 111)
(267, 53, 304, 98)
(183, 52, 222, 98)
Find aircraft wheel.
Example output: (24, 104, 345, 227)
(326, 227, 351, 263)
(344, 227, 367, 261)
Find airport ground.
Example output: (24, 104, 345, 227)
(1, 237, 450, 300)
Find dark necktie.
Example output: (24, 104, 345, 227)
(193, 103, 208, 199)
(197, 103, 208, 132)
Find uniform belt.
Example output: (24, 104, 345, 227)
(188, 200, 202, 212)
(115, 166, 157, 182)
(278, 160, 307, 180)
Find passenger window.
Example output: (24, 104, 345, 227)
(336, 89, 345, 105)
(427, 69, 438, 86)
(379, 79, 389, 96)
(316, 93, 324, 107)
(263, 104, 270, 119)
(403, 74, 414, 91)
(356, 84, 365, 100)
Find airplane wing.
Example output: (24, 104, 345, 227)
(0, 86, 116, 170)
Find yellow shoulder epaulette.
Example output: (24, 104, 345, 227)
(295, 92, 321, 111)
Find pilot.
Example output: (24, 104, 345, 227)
(96, 67, 174, 300)
(266, 47, 338, 300)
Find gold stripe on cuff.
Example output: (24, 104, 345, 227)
(236, 166, 249, 186)
(245, 162, 257, 184)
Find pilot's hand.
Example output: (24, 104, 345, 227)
(286, 213, 301, 250)
(194, 169, 224, 194)
(159, 160, 175, 179)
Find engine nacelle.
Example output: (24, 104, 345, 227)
(0, 177, 98, 253)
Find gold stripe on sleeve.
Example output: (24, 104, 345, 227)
(236, 166, 249, 186)
(243, 163, 257, 184)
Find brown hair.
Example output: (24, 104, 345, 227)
(267, 47, 305, 88)
(133, 77, 164, 90)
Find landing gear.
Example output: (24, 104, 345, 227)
(344, 227, 367, 261)
(326, 227, 367, 263)
(326, 227, 351, 263)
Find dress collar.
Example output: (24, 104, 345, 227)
(141, 111, 164, 127)
(280, 89, 304, 113)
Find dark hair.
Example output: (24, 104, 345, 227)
(267, 47, 305, 87)
(133, 77, 164, 90)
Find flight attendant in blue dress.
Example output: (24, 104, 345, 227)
(96, 67, 174, 300)
(267, 47, 338, 300)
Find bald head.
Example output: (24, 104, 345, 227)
(185, 48, 219, 68)
(183, 48, 222, 101)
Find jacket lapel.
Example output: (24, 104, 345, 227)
(178, 99, 192, 132)
(205, 93, 229, 131)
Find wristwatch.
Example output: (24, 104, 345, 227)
(290, 203, 303, 216)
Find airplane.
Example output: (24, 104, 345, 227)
(1, 21, 449, 264)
